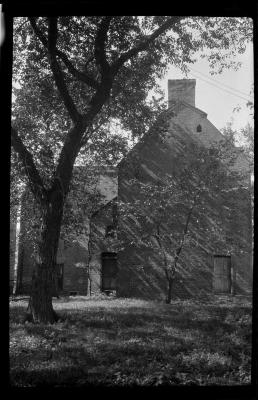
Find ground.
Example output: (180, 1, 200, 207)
(9, 295, 252, 387)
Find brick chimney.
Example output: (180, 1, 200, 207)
(168, 79, 196, 108)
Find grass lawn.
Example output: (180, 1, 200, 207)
(9, 295, 252, 387)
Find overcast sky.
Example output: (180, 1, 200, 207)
(160, 42, 253, 132)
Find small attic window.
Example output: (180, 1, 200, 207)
(196, 124, 202, 133)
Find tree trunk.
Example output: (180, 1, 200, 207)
(26, 191, 63, 324)
(166, 278, 173, 304)
(164, 260, 176, 304)
(28, 267, 57, 323)
(13, 248, 24, 295)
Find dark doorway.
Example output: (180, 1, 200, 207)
(101, 252, 117, 292)
(213, 255, 233, 293)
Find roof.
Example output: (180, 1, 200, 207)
(169, 99, 208, 117)
(117, 107, 176, 168)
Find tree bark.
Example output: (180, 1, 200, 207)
(26, 191, 63, 323)
(28, 267, 57, 324)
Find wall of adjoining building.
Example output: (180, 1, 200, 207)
(10, 166, 118, 296)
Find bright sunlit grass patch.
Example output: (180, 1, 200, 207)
(9, 295, 252, 387)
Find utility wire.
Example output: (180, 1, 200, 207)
(189, 66, 253, 100)
(189, 66, 253, 98)
(189, 66, 252, 97)
(187, 71, 252, 102)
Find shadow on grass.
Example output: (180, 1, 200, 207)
(58, 305, 246, 334)
(10, 365, 100, 387)
(10, 331, 250, 387)
(9, 305, 28, 324)
(9, 298, 252, 386)
(10, 301, 251, 341)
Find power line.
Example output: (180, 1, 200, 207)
(189, 66, 253, 99)
(189, 66, 252, 98)
(188, 71, 252, 102)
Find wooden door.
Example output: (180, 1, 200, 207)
(213, 255, 231, 293)
(101, 253, 117, 291)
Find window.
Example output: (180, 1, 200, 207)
(196, 124, 202, 132)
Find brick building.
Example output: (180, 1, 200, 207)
(10, 167, 117, 296)
(10, 80, 253, 299)
(89, 79, 253, 299)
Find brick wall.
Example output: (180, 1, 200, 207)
(15, 165, 118, 296)
(116, 114, 252, 300)
(168, 79, 196, 108)
(63, 240, 88, 295)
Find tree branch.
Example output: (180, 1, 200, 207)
(47, 17, 81, 123)
(51, 63, 115, 197)
(111, 16, 182, 75)
(28, 17, 48, 45)
(94, 16, 112, 77)
(155, 224, 168, 268)
(29, 17, 94, 123)
(29, 17, 80, 123)
(11, 127, 47, 203)
(56, 51, 99, 89)
(28, 17, 99, 90)
(80, 111, 111, 147)
(52, 123, 85, 196)
(175, 189, 200, 260)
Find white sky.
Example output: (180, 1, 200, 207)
(159, 42, 254, 132)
